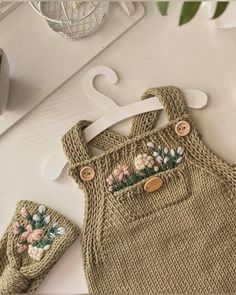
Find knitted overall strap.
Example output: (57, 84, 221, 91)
(62, 120, 127, 165)
(129, 86, 188, 137)
(62, 87, 188, 164)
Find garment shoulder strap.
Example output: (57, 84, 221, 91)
(62, 120, 127, 164)
(129, 86, 188, 138)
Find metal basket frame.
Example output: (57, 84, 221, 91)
(29, 1, 102, 26)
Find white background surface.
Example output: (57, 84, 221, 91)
(0, 2, 144, 134)
(0, 1, 236, 293)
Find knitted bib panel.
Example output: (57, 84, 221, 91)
(62, 86, 236, 293)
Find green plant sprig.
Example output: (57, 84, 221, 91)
(156, 1, 229, 26)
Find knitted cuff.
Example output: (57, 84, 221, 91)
(0, 200, 80, 294)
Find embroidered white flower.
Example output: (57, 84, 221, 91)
(156, 156, 163, 163)
(38, 205, 46, 214)
(33, 214, 40, 221)
(170, 148, 176, 157)
(164, 157, 169, 164)
(176, 157, 183, 164)
(28, 245, 44, 261)
(43, 245, 51, 251)
(44, 215, 51, 224)
(164, 147, 169, 154)
(134, 154, 154, 170)
(177, 146, 184, 155)
(56, 227, 66, 235)
(154, 166, 159, 172)
(147, 142, 154, 149)
(153, 151, 159, 157)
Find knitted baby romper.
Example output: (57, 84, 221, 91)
(62, 86, 236, 293)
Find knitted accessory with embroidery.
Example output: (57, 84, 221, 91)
(62, 86, 236, 293)
(0, 200, 79, 294)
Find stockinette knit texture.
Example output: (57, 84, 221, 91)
(62, 86, 236, 293)
(0, 200, 79, 294)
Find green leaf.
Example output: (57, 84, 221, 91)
(212, 2, 229, 19)
(156, 1, 169, 16)
(179, 2, 202, 26)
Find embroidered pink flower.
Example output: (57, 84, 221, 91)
(113, 164, 129, 181)
(17, 243, 28, 253)
(108, 186, 113, 192)
(106, 175, 114, 185)
(20, 207, 28, 218)
(12, 222, 21, 235)
(21, 224, 43, 243)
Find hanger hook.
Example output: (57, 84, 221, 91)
(83, 66, 119, 110)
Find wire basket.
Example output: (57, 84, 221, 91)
(30, 1, 110, 40)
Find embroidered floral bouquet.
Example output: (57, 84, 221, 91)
(106, 142, 184, 192)
(13, 205, 65, 261)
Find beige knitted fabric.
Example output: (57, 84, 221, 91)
(0, 200, 80, 294)
(62, 86, 236, 293)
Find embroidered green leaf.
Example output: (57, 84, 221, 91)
(156, 1, 169, 16)
(18, 225, 26, 234)
(212, 2, 229, 19)
(179, 2, 201, 26)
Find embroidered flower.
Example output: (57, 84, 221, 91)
(164, 157, 169, 164)
(56, 227, 66, 235)
(20, 207, 29, 218)
(147, 142, 154, 149)
(106, 143, 185, 192)
(164, 147, 169, 154)
(177, 146, 184, 155)
(113, 164, 129, 181)
(134, 154, 154, 170)
(156, 155, 163, 163)
(33, 214, 40, 221)
(13, 205, 66, 261)
(176, 157, 183, 164)
(44, 215, 51, 224)
(17, 242, 28, 253)
(12, 222, 21, 235)
(21, 224, 43, 243)
(13, 222, 26, 236)
(170, 148, 176, 157)
(43, 245, 51, 251)
(28, 245, 44, 261)
(154, 166, 159, 172)
(38, 205, 46, 214)
(106, 175, 114, 185)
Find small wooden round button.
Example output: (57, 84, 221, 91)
(80, 166, 95, 181)
(175, 120, 191, 137)
(144, 176, 163, 193)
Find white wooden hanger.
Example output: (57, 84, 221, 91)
(119, 1, 135, 16)
(43, 66, 208, 181)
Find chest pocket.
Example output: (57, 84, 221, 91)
(108, 162, 191, 222)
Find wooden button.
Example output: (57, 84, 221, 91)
(175, 120, 191, 137)
(144, 177, 163, 193)
(80, 166, 95, 181)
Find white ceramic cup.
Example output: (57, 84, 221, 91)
(0, 49, 10, 115)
